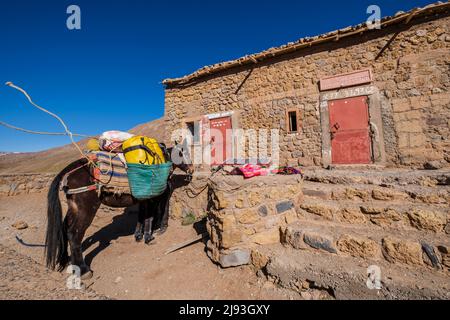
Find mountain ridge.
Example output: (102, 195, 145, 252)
(0, 118, 166, 174)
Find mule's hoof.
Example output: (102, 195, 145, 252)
(135, 234, 143, 242)
(81, 270, 93, 280)
(144, 234, 155, 245)
(156, 227, 167, 236)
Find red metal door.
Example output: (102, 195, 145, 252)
(328, 96, 371, 164)
(209, 117, 232, 165)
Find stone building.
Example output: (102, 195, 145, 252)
(163, 2, 449, 169)
(162, 3, 450, 299)
(0, 2, 448, 300)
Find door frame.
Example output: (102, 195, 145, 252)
(319, 85, 386, 168)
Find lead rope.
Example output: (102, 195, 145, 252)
(0, 120, 91, 137)
(4, 82, 118, 187)
(5, 82, 97, 167)
(185, 165, 224, 199)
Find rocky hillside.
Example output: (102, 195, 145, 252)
(0, 118, 166, 174)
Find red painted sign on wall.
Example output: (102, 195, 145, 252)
(320, 69, 373, 91)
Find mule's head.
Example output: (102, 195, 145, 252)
(166, 141, 194, 176)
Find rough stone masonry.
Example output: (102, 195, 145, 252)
(206, 175, 303, 267)
(162, 4, 450, 296)
(163, 5, 450, 169)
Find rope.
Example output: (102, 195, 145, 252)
(5, 82, 96, 167)
(0, 120, 91, 137)
(185, 165, 224, 198)
(15, 235, 46, 248)
(3, 82, 118, 181)
(2, 82, 167, 190)
(185, 182, 209, 199)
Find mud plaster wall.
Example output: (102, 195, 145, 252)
(164, 15, 450, 168)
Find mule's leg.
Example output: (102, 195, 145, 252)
(134, 202, 145, 242)
(144, 216, 155, 244)
(143, 201, 155, 244)
(156, 184, 172, 235)
(134, 223, 144, 242)
(65, 194, 100, 280)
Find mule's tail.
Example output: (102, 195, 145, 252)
(45, 159, 87, 271)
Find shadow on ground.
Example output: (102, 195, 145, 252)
(82, 207, 137, 266)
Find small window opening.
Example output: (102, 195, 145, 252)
(288, 111, 298, 133)
(186, 121, 200, 143)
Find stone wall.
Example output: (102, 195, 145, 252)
(165, 168, 450, 290)
(0, 174, 55, 196)
(248, 169, 450, 286)
(205, 175, 303, 267)
(164, 14, 450, 169)
(169, 174, 210, 220)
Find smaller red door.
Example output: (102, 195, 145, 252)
(329, 96, 371, 164)
(209, 117, 232, 165)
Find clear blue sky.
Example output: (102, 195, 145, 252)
(0, 0, 434, 152)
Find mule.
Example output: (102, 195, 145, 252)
(45, 144, 193, 279)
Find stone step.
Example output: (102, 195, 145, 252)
(298, 198, 449, 234)
(253, 244, 450, 300)
(302, 181, 450, 206)
(303, 168, 450, 187)
(282, 220, 450, 267)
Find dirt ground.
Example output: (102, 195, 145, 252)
(0, 192, 297, 300)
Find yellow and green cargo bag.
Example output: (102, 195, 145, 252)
(122, 136, 166, 165)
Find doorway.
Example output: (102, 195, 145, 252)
(328, 96, 372, 164)
(209, 116, 233, 165)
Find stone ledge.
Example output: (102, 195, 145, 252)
(259, 244, 450, 300)
(210, 174, 303, 189)
(282, 221, 450, 271)
(298, 198, 450, 234)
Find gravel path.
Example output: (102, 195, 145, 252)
(0, 193, 296, 300)
(0, 244, 109, 300)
